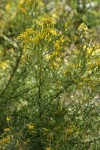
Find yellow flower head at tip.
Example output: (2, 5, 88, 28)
(6, 116, 11, 122)
(46, 147, 52, 150)
(27, 123, 34, 130)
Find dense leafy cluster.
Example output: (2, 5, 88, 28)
(0, 0, 100, 150)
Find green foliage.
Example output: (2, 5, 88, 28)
(0, 0, 100, 149)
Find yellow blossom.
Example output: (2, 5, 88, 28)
(83, 45, 87, 49)
(46, 147, 52, 150)
(52, 51, 59, 56)
(63, 69, 69, 75)
(0, 60, 10, 70)
(92, 48, 100, 55)
(0, 62, 8, 70)
(5, 3, 11, 11)
(44, 54, 50, 61)
(52, 62, 59, 68)
(54, 41, 60, 50)
(21, 55, 26, 63)
(73, 35, 78, 41)
(87, 47, 93, 54)
(4, 128, 10, 132)
(6, 116, 11, 122)
(49, 29, 57, 36)
(60, 36, 65, 43)
(56, 58, 61, 63)
(66, 126, 75, 136)
(78, 23, 88, 31)
(25, 28, 33, 34)
(27, 123, 34, 130)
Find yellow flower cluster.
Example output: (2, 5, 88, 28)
(6, 116, 11, 122)
(21, 55, 26, 63)
(52, 62, 59, 68)
(54, 36, 65, 50)
(48, 28, 57, 36)
(44, 54, 50, 61)
(66, 125, 76, 136)
(46, 147, 52, 150)
(27, 123, 34, 130)
(17, 28, 34, 44)
(17, 26, 57, 45)
(0, 135, 10, 146)
(87, 46, 100, 56)
(0, 61, 10, 70)
(78, 23, 88, 31)
(17, 28, 33, 39)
